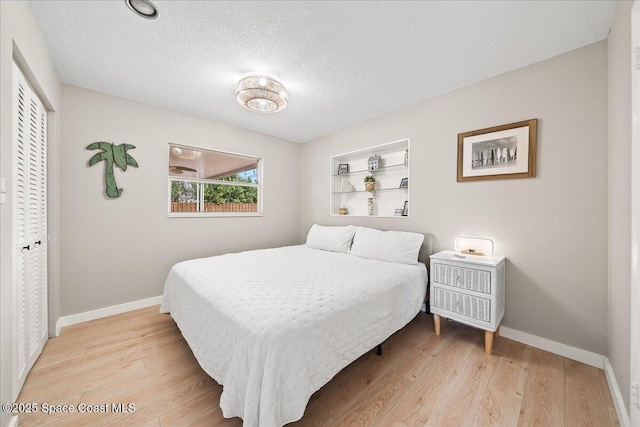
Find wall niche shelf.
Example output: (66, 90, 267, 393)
(330, 163, 408, 177)
(330, 139, 410, 218)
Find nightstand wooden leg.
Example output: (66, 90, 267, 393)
(484, 330, 494, 355)
(495, 326, 500, 337)
(433, 314, 441, 335)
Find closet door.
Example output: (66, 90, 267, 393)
(13, 62, 48, 398)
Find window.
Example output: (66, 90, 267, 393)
(168, 144, 261, 216)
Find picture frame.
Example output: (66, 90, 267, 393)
(402, 200, 408, 216)
(399, 177, 408, 188)
(457, 119, 537, 182)
(337, 163, 349, 175)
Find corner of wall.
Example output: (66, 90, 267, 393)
(606, 0, 634, 419)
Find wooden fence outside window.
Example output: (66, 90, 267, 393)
(171, 202, 258, 212)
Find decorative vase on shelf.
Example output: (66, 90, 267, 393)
(404, 149, 409, 165)
(368, 198, 374, 216)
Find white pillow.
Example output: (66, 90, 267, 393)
(305, 224, 357, 253)
(350, 226, 424, 265)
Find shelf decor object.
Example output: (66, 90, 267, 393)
(364, 175, 376, 192)
(330, 139, 409, 217)
(457, 119, 537, 182)
(342, 180, 355, 192)
(367, 154, 382, 171)
(87, 142, 139, 198)
(429, 237, 505, 355)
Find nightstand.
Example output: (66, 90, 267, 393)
(429, 250, 506, 355)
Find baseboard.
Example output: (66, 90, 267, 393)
(604, 357, 631, 427)
(499, 326, 604, 368)
(55, 295, 163, 332)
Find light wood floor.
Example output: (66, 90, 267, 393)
(15, 305, 618, 426)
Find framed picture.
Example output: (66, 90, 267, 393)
(338, 163, 349, 175)
(399, 177, 408, 188)
(457, 119, 537, 182)
(402, 200, 408, 216)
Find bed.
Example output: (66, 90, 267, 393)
(160, 225, 429, 426)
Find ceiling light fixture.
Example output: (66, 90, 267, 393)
(172, 147, 202, 160)
(236, 75, 288, 114)
(125, 0, 159, 19)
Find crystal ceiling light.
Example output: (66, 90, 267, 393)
(236, 75, 288, 114)
(125, 0, 159, 19)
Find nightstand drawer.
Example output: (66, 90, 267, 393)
(432, 262, 491, 294)
(432, 287, 491, 322)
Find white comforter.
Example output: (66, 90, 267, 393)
(160, 245, 427, 427)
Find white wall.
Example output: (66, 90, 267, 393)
(0, 2, 61, 426)
(60, 85, 301, 316)
(608, 0, 633, 418)
(300, 41, 609, 355)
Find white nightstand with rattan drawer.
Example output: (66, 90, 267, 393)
(429, 250, 506, 354)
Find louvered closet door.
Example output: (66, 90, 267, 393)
(12, 62, 48, 398)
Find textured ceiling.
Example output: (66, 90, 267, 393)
(29, 1, 616, 143)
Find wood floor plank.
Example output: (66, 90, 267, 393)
(189, 407, 243, 427)
(53, 306, 161, 340)
(43, 310, 173, 356)
(564, 359, 611, 427)
(100, 369, 217, 426)
(82, 359, 206, 404)
(120, 416, 160, 427)
(517, 348, 564, 427)
(27, 327, 180, 387)
(30, 345, 87, 372)
(487, 339, 532, 400)
(336, 368, 413, 426)
(470, 387, 522, 427)
(598, 369, 621, 427)
(80, 369, 148, 403)
(14, 307, 618, 427)
(20, 358, 145, 403)
(389, 331, 475, 426)
(293, 314, 434, 427)
(157, 388, 220, 426)
(294, 334, 411, 426)
(393, 324, 446, 383)
(293, 352, 376, 427)
(423, 344, 499, 427)
(375, 413, 409, 427)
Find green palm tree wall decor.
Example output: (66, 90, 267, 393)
(87, 142, 139, 198)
